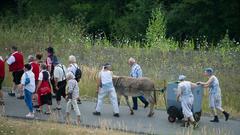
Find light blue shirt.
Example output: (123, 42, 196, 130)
(209, 75, 221, 95)
(130, 63, 142, 78)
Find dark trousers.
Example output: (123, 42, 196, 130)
(56, 80, 67, 101)
(132, 96, 148, 109)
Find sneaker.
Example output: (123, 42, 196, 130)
(93, 111, 101, 116)
(223, 111, 230, 121)
(26, 113, 34, 118)
(210, 116, 219, 123)
(8, 92, 15, 97)
(113, 113, 120, 117)
(77, 99, 82, 104)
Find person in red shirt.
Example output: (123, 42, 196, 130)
(0, 56, 5, 104)
(36, 63, 52, 114)
(28, 55, 40, 108)
(6, 46, 24, 99)
(28, 55, 40, 85)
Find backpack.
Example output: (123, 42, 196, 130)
(72, 64, 82, 82)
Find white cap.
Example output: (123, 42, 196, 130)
(178, 75, 186, 81)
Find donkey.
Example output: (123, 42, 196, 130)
(113, 76, 157, 117)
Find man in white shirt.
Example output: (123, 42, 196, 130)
(20, 64, 35, 118)
(54, 62, 67, 110)
(93, 63, 120, 117)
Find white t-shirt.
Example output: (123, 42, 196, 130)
(67, 79, 79, 99)
(99, 70, 113, 84)
(54, 64, 67, 82)
(21, 71, 35, 93)
(6, 52, 18, 65)
(67, 63, 79, 77)
(38, 70, 50, 81)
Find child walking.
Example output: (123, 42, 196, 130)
(20, 64, 35, 118)
(65, 72, 81, 125)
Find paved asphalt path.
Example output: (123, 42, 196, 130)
(1, 92, 239, 135)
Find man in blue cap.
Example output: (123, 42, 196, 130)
(197, 68, 230, 122)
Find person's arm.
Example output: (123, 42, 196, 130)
(190, 82, 198, 90)
(46, 57, 52, 72)
(68, 80, 74, 93)
(19, 73, 25, 90)
(197, 76, 214, 88)
(6, 55, 15, 65)
(96, 72, 101, 93)
(36, 72, 43, 92)
(176, 86, 182, 102)
(53, 68, 59, 90)
(137, 67, 143, 78)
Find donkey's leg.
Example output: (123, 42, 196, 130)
(124, 95, 134, 115)
(117, 93, 121, 106)
(147, 95, 155, 117)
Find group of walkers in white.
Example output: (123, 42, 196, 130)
(0, 46, 230, 127)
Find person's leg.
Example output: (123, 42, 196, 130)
(0, 78, 4, 103)
(215, 95, 229, 121)
(16, 70, 24, 98)
(138, 95, 149, 108)
(94, 90, 106, 114)
(132, 96, 138, 110)
(72, 99, 81, 124)
(181, 100, 190, 127)
(109, 90, 119, 116)
(8, 72, 16, 96)
(65, 99, 72, 124)
(209, 94, 219, 122)
(24, 90, 33, 113)
(46, 93, 52, 113)
(56, 82, 62, 109)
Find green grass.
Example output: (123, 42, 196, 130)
(0, 17, 240, 118)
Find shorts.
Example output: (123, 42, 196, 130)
(0, 78, 4, 89)
(40, 93, 52, 106)
(209, 93, 222, 109)
(12, 70, 24, 85)
(56, 80, 67, 101)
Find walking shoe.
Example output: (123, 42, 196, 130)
(113, 113, 120, 117)
(17, 96, 24, 100)
(26, 113, 34, 118)
(210, 116, 219, 123)
(144, 102, 149, 108)
(223, 111, 230, 121)
(77, 99, 82, 104)
(8, 92, 15, 97)
(93, 111, 101, 116)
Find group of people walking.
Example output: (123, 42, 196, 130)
(0, 46, 230, 127)
(0, 46, 81, 124)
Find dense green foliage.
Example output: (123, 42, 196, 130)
(0, 0, 239, 45)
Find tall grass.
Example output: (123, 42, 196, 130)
(0, 17, 240, 118)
